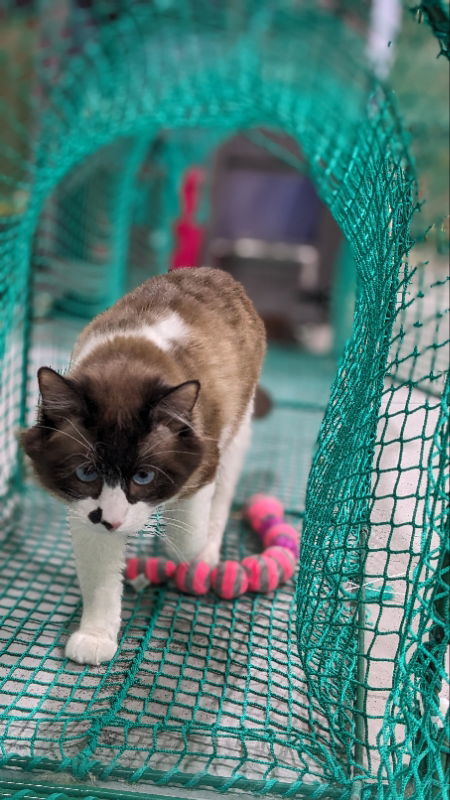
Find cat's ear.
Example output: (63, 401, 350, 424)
(37, 367, 81, 420)
(154, 380, 200, 430)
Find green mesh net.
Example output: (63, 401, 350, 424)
(0, 2, 449, 799)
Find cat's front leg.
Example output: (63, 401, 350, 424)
(65, 515, 126, 665)
(196, 405, 252, 566)
(163, 482, 216, 564)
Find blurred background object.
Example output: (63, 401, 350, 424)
(391, 3, 450, 253)
(203, 131, 342, 353)
(3, 1, 447, 356)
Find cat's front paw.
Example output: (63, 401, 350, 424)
(65, 629, 117, 665)
(195, 542, 220, 567)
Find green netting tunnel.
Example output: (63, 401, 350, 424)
(0, 3, 449, 800)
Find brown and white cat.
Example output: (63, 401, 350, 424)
(21, 267, 265, 665)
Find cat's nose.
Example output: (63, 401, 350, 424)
(88, 508, 124, 530)
(102, 519, 123, 531)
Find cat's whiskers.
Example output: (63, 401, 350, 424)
(139, 463, 175, 485)
(67, 509, 92, 523)
(136, 526, 162, 539)
(36, 425, 93, 453)
(140, 433, 219, 462)
(60, 451, 92, 464)
(132, 522, 188, 561)
(62, 417, 93, 450)
(140, 448, 202, 459)
(162, 536, 194, 563)
(176, 479, 212, 494)
(162, 515, 197, 535)
(160, 409, 195, 433)
(158, 411, 218, 445)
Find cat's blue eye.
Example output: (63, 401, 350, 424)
(132, 470, 155, 486)
(75, 465, 98, 483)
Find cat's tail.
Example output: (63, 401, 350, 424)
(253, 386, 273, 419)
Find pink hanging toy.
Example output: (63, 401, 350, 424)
(170, 167, 205, 271)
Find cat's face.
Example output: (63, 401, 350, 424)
(21, 367, 203, 534)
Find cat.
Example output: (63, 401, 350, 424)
(21, 267, 266, 665)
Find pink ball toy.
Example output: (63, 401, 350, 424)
(175, 561, 211, 595)
(244, 494, 284, 533)
(262, 522, 300, 557)
(125, 494, 297, 599)
(125, 557, 176, 590)
(145, 557, 176, 584)
(264, 546, 296, 582)
(241, 553, 281, 593)
(211, 560, 249, 599)
(125, 557, 147, 589)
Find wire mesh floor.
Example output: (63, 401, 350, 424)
(0, 341, 337, 791)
